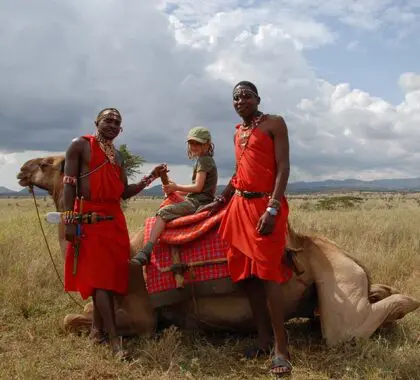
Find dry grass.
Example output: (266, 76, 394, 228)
(0, 194, 419, 379)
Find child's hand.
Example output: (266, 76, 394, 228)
(163, 181, 177, 194)
(151, 163, 168, 178)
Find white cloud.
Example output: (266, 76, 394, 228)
(399, 73, 420, 93)
(1, 0, 420, 193)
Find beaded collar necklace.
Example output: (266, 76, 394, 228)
(238, 112, 264, 148)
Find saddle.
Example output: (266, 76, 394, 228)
(144, 204, 304, 296)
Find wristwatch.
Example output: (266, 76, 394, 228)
(266, 207, 278, 216)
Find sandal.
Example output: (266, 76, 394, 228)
(271, 355, 293, 377)
(113, 348, 131, 362)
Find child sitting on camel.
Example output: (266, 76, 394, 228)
(131, 126, 218, 265)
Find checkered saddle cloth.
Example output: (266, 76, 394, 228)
(144, 197, 230, 294)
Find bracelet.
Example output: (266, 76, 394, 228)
(215, 195, 227, 204)
(139, 173, 157, 187)
(268, 198, 281, 209)
(266, 207, 278, 216)
(63, 176, 77, 186)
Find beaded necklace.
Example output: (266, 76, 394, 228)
(238, 112, 264, 149)
(95, 132, 117, 165)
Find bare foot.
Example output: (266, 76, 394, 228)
(89, 329, 108, 345)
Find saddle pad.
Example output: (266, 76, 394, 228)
(147, 209, 226, 245)
(144, 219, 230, 294)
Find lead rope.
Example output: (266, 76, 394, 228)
(29, 186, 84, 309)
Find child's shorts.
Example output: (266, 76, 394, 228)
(156, 200, 198, 222)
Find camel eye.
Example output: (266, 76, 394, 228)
(39, 162, 50, 170)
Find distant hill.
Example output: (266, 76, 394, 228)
(139, 177, 420, 196)
(286, 178, 420, 193)
(2, 177, 420, 197)
(0, 186, 14, 194)
(0, 187, 49, 196)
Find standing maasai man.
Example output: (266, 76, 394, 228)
(63, 108, 166, 358)
(204, 81, 293, 376)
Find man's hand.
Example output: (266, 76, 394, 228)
(65, 224, 78, 243)
(163, 181, 177, 194)
(256, 211, 276, 235)
(198, 200, 224, 216)
(151, 163, 168, 178)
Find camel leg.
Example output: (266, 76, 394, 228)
(63, 314, 92, 333)
(368, 284, 400, 303)
(353, 294, 420, 339)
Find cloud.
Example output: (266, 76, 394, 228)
(1, 0, 420, 192)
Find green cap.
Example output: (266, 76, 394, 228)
(186, 126, 212, 144)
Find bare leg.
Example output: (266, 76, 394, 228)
(131, 216, 166, 265)
(241, 277, 273, 356)
(148, 216, 166, 243)
(264, 281, 292, 375)
(94, 289, 122, 354)
(90, 291, 106, 344)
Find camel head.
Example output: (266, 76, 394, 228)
(17, 155, 65, 210)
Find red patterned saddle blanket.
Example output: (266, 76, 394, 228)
(144, 196, 230, 295)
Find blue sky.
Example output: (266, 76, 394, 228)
(305, 22, 420, 104)
(1, 0, 420, 190)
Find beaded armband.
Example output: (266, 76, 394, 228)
(63, 211, 78, 225)
(138, 173, 158, 189)
(63, 176, 77, 186)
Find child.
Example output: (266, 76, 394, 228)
(131, 126, 218, 265)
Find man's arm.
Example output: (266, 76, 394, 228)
(120, 164, 152, 200)
(63, 139, 83, 211)
(120, 156, 165, 200)
(63, 138, 84, 242)
(215, 132, 238, 204)
(270, 116, 290, 202)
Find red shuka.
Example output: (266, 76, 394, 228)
(218, 125, 292, 284)
(64, 135, 130, 300)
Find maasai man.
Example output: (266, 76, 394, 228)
(63, 108, 166, 358)
(202, 81, 293, 376)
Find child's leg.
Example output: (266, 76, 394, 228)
(131, 216, 166, 265)
(131, 200, 197, 265)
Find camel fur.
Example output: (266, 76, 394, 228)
(17, 156, 420, 346)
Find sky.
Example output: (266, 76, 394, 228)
(1, 0, 420, 191)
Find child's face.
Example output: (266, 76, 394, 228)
(188, 141, 209, 156)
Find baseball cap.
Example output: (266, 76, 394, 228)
(186, 126, 212, 144)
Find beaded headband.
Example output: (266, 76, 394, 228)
(96, 109, 122, 123)
(233, 87, 259, 98)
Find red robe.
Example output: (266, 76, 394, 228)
(64, 135, 130, 300)
(218, 125, 292, 284)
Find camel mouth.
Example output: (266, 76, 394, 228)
(17, 178, 29, 187)
(17, 172, 30, 187)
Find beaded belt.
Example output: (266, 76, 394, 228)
(235, 189, 271, 199)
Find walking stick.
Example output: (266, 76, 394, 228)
(73, 196, 84, 276)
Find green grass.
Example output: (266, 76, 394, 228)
(0, 195, 419, 379)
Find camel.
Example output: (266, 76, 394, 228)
(17, 156, 420, 347)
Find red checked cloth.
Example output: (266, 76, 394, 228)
(144, 211, 230, 294)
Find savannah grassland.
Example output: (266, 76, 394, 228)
(0, 194, 419, 380)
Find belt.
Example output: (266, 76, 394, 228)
(235, 189, 271, 199)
